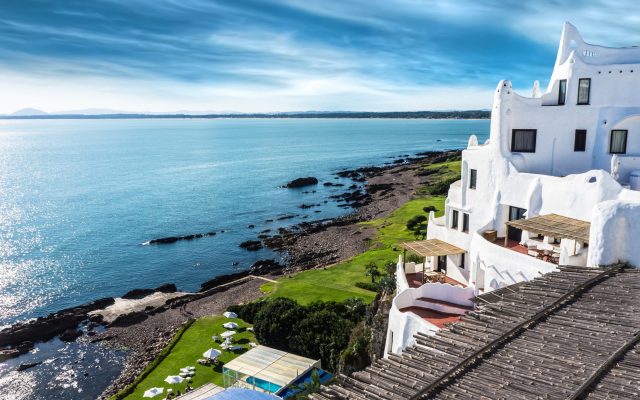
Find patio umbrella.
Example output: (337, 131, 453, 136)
(223, 311, 237, 319)
(143, 387, 164, 398)
(203, 348, 222, 359)
(221, 330, 236, 339)
(164, 375, 185, 385)
(222, 322, 239, 329)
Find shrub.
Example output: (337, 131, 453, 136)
(365, 262, 381, 283)
(377, 275, 396, 294)
(423, 205, 437, 213)
(406, 215, 427, 231)
(383, 261, 396, 275)
(338, 323, 371, 376)
(227, 301, 265, 324)
(253, 298, 304, 350)
(355, 281, 379, 292)
(290, 310, 354, 372)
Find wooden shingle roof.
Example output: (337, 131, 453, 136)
(312, 265, 640, 400)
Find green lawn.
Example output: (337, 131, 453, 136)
(121, 316, 255, 400)
(261, 195, 446, 304)
(261, 159, 460, 305)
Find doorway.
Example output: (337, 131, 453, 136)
(507, 206, 527, 242)
(437, 255, 447, 273)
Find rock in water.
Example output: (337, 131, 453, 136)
(285, 177, 318, 188)
(239, 240, 263, 251)
(59, 328, 82, 342)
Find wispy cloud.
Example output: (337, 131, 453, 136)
(0, 0, 637, 113)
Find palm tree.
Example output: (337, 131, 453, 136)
(365, 263, 381, 283)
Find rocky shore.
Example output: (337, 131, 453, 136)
(0, 149, 461, 399)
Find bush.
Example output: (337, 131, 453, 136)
(424, 176, 459, 195)
(253, 298, 304, 350)
(406, 215, 427, 231)
(290, 310, 354, 372)
(377, 275, 396, 294)
(423, 205, 437, 213)
(338, 323, 371, 376)
(383, 261, 396, 275)
(227, 301, 266, 324)
(355, 281, 379, 292)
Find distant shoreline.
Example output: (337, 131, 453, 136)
(0, 110, 490, 120)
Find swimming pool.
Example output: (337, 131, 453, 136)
(278, 368, 334, 398)
(246, 376, 283, 393)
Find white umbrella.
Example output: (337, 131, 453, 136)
(143, 387, 164, 398)
(203, 348, 222, 359)
(164, 375, 185, 385)
(223, 311, 237, 319)
(221, 330, 236, 339)
(223, 322, 239, 329)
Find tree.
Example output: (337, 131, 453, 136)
(291, 369, 323, 399)
(365, 262, 381, 283)
(383, 261, 396, 276)
(377, 275, 396, 294)
(253, 298, 304, 350)
(290, 310, 354, 372)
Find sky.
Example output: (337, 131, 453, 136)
(1, 0, 640, 114)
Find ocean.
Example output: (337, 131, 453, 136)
(0, 118, 489, 327)
(0, 118, 489, 399)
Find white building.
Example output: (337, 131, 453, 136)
(386, 22, 640, 354)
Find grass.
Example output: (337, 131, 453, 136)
(261, 159, 460, 305)
(121, 316, 255, 400)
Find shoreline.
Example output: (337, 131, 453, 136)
(0, 149, 461, 399)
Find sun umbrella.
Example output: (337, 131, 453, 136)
(221, 330, 236, 339)
(143, 387, 164, 398)
(222, 322, 239, 329)
(164, 375, 185, 385)
(223, 311, 237, 319)
(203, 348, 222, 359)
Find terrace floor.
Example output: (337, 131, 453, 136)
(406, 272, 466, 288)
(492, 237, 559, 264)
(399, 306, 462, 329)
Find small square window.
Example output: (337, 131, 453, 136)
(574, 130, 587, 152)
(462, 213, 469, 233)
(610, 130, 628, 154)
(558, 79, 567, 105)
(511, 129, 537, 153)
(577, 78, 591, 105)
(451, 210, 459, 229)
(469, 169, 477, 189)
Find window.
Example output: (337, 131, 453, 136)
(451, 210, 459, 229)
(511, 129, 537, 153)
(462, 213, 469, 233)
(459, 253, 465, 269)
(469, 169, 477, 189)
(577, 78, 591, 105)
(610, 130, 628, 154)
(574, 129, 587, 152)
(558, 79, 567, 105)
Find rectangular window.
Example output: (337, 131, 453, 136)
(462, 213, 469, 233)
(511, 129, 537, 153)
(574, 129, 587, 152)
(577, 78, 591, 105)
(451, 210, 459, 229)
(558, 79, 567, 105)
(610, 130, 628, 154)
(459, 253, 465, 269)
(469, 169, 477, 189)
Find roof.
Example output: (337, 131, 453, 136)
(223, 345, 319, 388)
(312, 265, 640, 400)
(176, 383, 224, 400)
(401, 239, 465, 257)
(505, 213, 591, 243)
(206, 388, 282, 400)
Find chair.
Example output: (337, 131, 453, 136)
(528, 249, 540, 257)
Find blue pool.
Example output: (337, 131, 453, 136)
(279, 368, 334, 398)
(246, 376, 283, 393)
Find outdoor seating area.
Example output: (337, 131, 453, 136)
(501, 213, 591, 265)
(401, 239, 466, 286)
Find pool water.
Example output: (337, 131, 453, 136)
(246, 376, 282, 393)
(279, 368, 334, 399)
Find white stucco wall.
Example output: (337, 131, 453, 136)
(588, 200, 640, 267)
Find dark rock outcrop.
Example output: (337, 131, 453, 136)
(122, 283, 177, 300)
(284, 177, 318, 188)
(239, 240, 263, 251)
(249, 259, 284, 276)
(146, 231, 216, 245)
(17, 361, 41, 371)
(0, 297, 114, 349)
(59, 328, 82, 342)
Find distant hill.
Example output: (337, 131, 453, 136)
(0, 110, 490, 120)
(11, 108, 48, 116)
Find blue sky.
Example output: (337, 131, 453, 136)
(1, 0, 639, 113)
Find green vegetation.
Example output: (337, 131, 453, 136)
(117, 316, 255, 400)
(261, 159, 460, 305)
(230, 298, 366, 372)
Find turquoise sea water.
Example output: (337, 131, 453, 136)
(0, 118, 489, 326)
